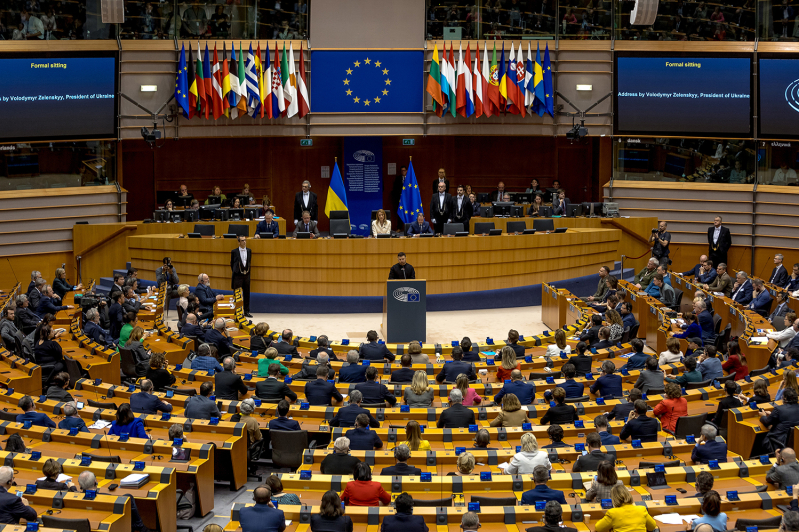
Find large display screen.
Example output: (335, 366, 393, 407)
(0, 53, 117, 142)
(615, 54, 751, 137)
(759, 58, 799, 139)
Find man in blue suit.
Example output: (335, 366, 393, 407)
(181, 313, 207, 341)
(406, 212, 434, 236)
(389, 355, 415, 383)
(594, 415, 621, 445)
(493, 370, 535, 405)
(238, 486, 286, 532)
(339, 350, 368, 383)
(16, 395, 55, 428)
(83, 308, 114, 348)
(435, 349, 476, 383)
(520, 465, 567, 505)
(621, 338, 651, 371)
(681, 254, 709, 278)
(36, 285, 72, 317)
(380, 446, 422, 476)
(748, 279, 773, 316)
(130, 379, 173, 415)
(196, 273, 224, 315)
(559, 364, 585, 398)
(253, 208, 279, 238)
(379, 492, 427, 532)
(695, 300, 716, 342)
(691, 424, 728, 464)
(204, 318, 235, 357)
(354, 367, 397, 406)
(620, 302, 637, 330)
(329, 390, 380, 428)
(303, 366, 343, 406)
(107, 290, 126, 340)
(770, 254, 790, 287)
(268, 400, 301, 431)
(359, 330, 395, 362)
(731, 271, 754, 305)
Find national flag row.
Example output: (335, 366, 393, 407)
(175, 41, 309, 120)
(426, 41, 555, 119)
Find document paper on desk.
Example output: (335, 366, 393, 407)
(654, 514, 685, 525)
(88, 420, 112, 429)
(38, 474, 71, 483)
(120, 473, 150, 488)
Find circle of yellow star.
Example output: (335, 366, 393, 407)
(375, 60, 381, 67)
(353, 60, 360, 67)
(364, 99, 370, 106)
(364, 58, 371, 64)
(382, 68, 389, 75)
(353, 96, 360, 103)
(346, 89, 352, 95)
(346, 68, 353, 75)
(382, 89, 389, 95)
(343, 79, 350, 85)
(385, 79, 392, 86)
(374, 96, 380, 103)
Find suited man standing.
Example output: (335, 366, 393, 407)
(292, 211, 320, 238)
(389, 252, 416, 279)
(155, 258, 179, 312)
(431, 167, 450, 195)
(450, 185, 473, 232)
(293, 180, 318, 224)
(253, 208, 279, 238)
(230, 235, 252, 318)
(406, 213, 434, 236)
(731, 271, 754, 305)
(708, 216, 732, 269)
(771, 254, 790, 287)
(429, 180, 452, 235)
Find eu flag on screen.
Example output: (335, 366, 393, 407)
(398, 161, 423, 224)
(310, 51, 424, 113)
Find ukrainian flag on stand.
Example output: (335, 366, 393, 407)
(398, 161, 423, 224)
(324, 162, 349, 218)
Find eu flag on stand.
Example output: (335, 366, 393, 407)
(310, 51, 423, 113)
(175, 44, 190, 118)
(398, 161, 423, 224)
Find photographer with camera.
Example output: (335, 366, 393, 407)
(155, 257, 179, 315)
(648, 221, 671, 267)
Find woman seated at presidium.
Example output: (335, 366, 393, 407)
(372, 209, 391, 236)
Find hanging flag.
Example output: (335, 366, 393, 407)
(455, 43, 466, 117)
(221, 42, 231, 117)
(245, 43, 260, 116)
(297, 43, 310, 118)
(426, 44, 443, 116)
(272, 42, 286, 117)
(439, 43, 451, 116)
(398, 161, 423, 224)
(531, 42, 546, 117)
(192, 42, 205, 119)
(202, 43, 213, 119)
(286, 43, 299, 118)
(237, 42, 248, 118)
(524, 43, 534, 109)
(324, 161, 348, 218)
(264, 42, 275, 119)
(543, 43, 555, 118)
(472, 44, 483, 118)
(256, 43, 264, 118)
(280, 42, 292, 115)
(211, 44, 224, 120)
(187, 43, 198, 119)
(515, 43, 526, 117)
(175, 44, 190, 118)
(228, 43, 240, 119)
(465, 44, 474, 118)
(498, 43, 507, 113)
(446, 43, 456, 117)
(505, 45, 520, 115)
(486, 42, 500, 116)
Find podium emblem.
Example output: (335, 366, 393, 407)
(393, 287, 421, 302)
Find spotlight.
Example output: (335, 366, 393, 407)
(141, 126, 161, 144)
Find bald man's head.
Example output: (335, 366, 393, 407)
(782, 448, 797, 464)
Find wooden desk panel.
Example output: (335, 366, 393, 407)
(127, 229, 622, 297)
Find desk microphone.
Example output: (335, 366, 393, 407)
(402, 266, 406, 279)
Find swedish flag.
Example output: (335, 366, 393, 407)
(175, 44, 190, 118)
(324, 162, 348, 218)
(398, 161, 423, 224)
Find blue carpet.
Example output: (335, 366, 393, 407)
(140, 263, 633, 314)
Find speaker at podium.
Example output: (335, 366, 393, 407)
(382, 280, 427, 343)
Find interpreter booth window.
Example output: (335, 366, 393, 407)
(0, 141, 116, 191)
(426, 0, 561, 41)
(757, 142, 799, 186)
(612, 137, 755, 184)
(613, 0, 756, 41)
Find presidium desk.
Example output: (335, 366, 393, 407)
(124, 225, 628, 298)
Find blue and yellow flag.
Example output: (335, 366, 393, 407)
(175, 44, 190, 118)
(324, 162, 349, 218)
(543, 44, 555, 118)
(531, 43, 546, 117)
(398, 161, 423, 224)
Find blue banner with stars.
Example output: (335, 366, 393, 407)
(310, 51, 424, 113)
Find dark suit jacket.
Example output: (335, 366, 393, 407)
(698, 309, 715, 341)
(130, 392, 172, 414)
(37, 296, 67, 318)
(770, 266, 790, 287)
(320, 453, 362, 475)
(428, 192, 453, 225)
(572, 449, 616, 472)
(406, 221, 434, 236)
(436, 404, 475, 428)
(255, 377, 297, 402)
(390, 368, 415, 383)
(294, 190, 318, 221)
(579, 326, 601, 344)
(749, 289, 773, 314)
(494, 381, 536, 405)
(461, 349, 481, 362)
(354, 381, 397, 406)
(84, 321, 111, 346)
(691, 440, 728, 464)
(380, 463, 422, 477)
(269, 416, 301, 431)
(619, 415, 660, 442)
(339, 364, 368, 383)
(292, 220, 321, 238)
(431, 178, 450, 195)
(255, 219, 279, 237)
(449, 195, 473, 229)
(708, 225, 732, 254)
(304, 379, 344, 406)
(214, 370, 248, 400)
(195, 283, 217, 311)
(230, 247, 252, 279)
(436, 361, 476, 383)
(606, 401, 635, 421)
(309, 347, 337, 360)
(28, 289, 43, 312)
(732, 280, 754, 305)
(181, 323, 207, 341)
(205, 328, 234, 357)
(568, 354, 594, 376)
(359, 341, 395, 361)
(273, 341, 299, 357)
(329, 404, 380, 428)
(108, 301, 124, 338)
(0, 486, 38, 524)
(553, 197, 571, 216)
(761, 403, 799, 447)
(122, 299, 141, 314)
(380, 513, 428, 532)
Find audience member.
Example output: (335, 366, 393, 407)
(109, 403, 147, 438)
(130, 379, 173, 415)
(256, 363, 297, 402)
(490, 393, 529, 427)
(184, 381, 222, 420)
(238, 485, 286, 532)
(520, 465, 567, 505)
(268, 400, 301, 431)
(590, 360, 623, 398)
(545, 329, 572, 357)
(494, 369, 535, 405)
(455, 373, 482, 406)
(329, 390, 380, 428)
(16, 395, 56, 428)
(505, 433, 551, 474)
(404, 370, 435, 407)
(665, 356, 702, 385)
(310, 491, 352, 532)
(653, 382, 687, 433)
(379, 445, 422, 476)
(691, 424, 727, 464)
(572, 432, 615, 472)
(354, 366, 397, 406)
(339, 350, 368, 383)
(567, 341, 592, 376)
(304, 366, 344, 406)
(621, 338, 651, 371)
(437, 389, 476, 428)
(215, 357, 248, 400)
(320, 437, 361, 475)
(619, 399, 659, 442)
(594, 484, 657, 532)
(595, 415, 620, 445)
(633, 357, 664, 393)
(690, 491, 727, 532)
(658, 337, 683, 366)
(559, 363, 586, 398)
(540, 387, 579, 425)
(58, 402, 88, 432)
(404, 420, 431, 451)
(391, 354, 416, 383)
(697, 346, 723, 380)
(606, 388, 642, 421)
(340, 463, 390, 506)
(345, 413, 383, 450)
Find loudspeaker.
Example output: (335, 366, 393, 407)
(630, 0, 658, 25)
